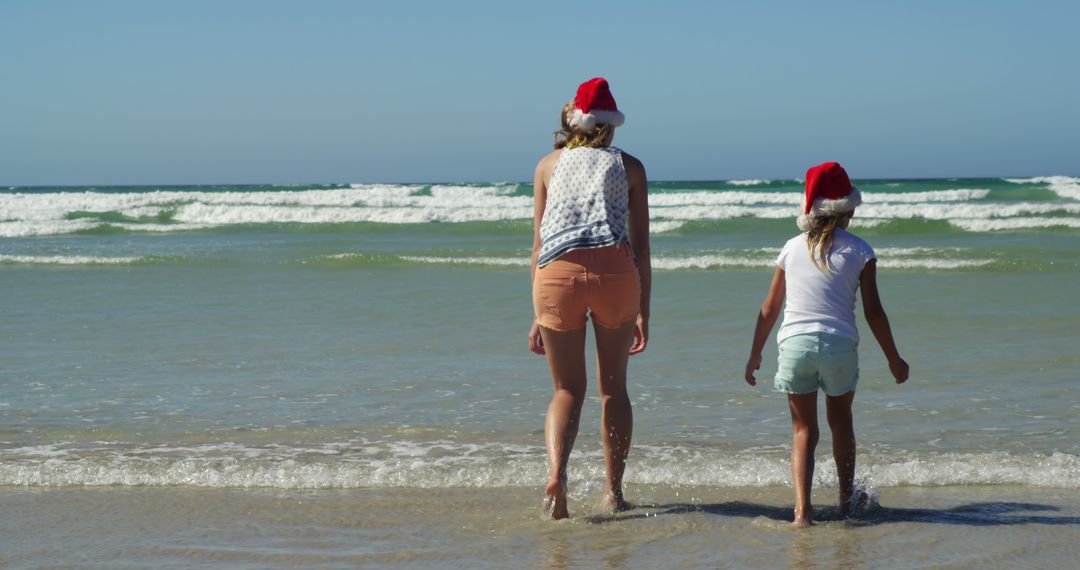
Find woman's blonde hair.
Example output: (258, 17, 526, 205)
(553, 102, 615, 150)
(805, 213, 851, 273)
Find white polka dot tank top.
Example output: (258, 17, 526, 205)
(537, 146, 631, 267)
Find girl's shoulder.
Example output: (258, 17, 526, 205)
(782, 232, 807, 248)
(835, 228, 875, 252)
(776, 233, 806, 267)
(833, 229, 877, 262)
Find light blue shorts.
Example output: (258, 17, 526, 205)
(775, 332, 859, 397)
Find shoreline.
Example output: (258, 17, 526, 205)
(3, 485, 1078, 567)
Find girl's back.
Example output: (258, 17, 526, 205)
(776, 228, 876, 343)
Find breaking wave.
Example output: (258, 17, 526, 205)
(2, 441, 1076, 489)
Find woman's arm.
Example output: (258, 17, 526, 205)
(859, 260, 909, 383)
(530, 157, 550, 284)
(745, 267, 786, 385)
(624, 153, 651, 355)
(528, 151, 558, 355)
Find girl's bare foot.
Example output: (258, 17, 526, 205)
(792, 507, 813, 528)
(839, 486, 868, 518)
(543, 477, 569, 520)
(602, 490, 629, 512)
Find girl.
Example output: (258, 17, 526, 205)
(527, 77, 651, 520)
(744, 162, 909, 527)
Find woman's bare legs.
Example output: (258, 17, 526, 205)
(825, 390, 858, 516)
(788, 392, 820, 527)
(539, 324, 587, 519)
(593, 318, 637, 511)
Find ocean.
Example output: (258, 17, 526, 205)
(2, 176, 1079, 568)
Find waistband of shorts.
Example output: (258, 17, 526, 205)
(778, 331, 858, 352)
(537, 242, 636, 272)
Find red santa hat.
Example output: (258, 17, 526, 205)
(797, 162, 863, 231)
(568, 77, 625, 130)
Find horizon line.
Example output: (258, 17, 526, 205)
(4, 174, 1077, 189)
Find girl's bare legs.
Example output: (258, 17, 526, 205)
(825, 390, 858, 516)
(788, 392, 820, 527)
(539, 325, 588, 519)
(593, 318, 637, 511)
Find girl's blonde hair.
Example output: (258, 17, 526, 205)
(805, 213, 851, 272)
(553, 102, 615, 150)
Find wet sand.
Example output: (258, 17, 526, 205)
(3, 485, 1078, 568)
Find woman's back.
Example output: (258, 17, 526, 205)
(537, 146, 630, 267)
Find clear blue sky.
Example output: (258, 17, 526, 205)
(2, 0, 1077, 184)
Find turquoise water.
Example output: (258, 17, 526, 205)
(2, 176, 1079, 486)
(2, 177, 1080, 566)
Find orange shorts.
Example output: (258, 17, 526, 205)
(533, 243, 641, 331)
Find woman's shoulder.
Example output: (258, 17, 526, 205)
(612, 148, 645, 177)
(534, 149, 563, 177)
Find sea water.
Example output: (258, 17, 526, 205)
(2, 177, 1079, 567)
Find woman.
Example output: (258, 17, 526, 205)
(528, 77, 651, 519)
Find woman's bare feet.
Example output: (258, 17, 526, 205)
(543, 477, 569, 520)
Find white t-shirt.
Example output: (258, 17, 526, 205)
(775, 228, 876, 343)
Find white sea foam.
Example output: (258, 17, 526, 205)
(875, 247, 970, 256)
(0, 185, 526, 223)
(0, 444, 1076, 489)
(869, 189, 990, 202)
(649, 255, 991, 271)
(0, 220, 99, 237)
(171, 202, 532, 225)
(649, 199, 1075, 223)
(851, 202, 1080, 220)
(379, 252, 991, 271)
(650, 192, 798, 206)
(949, 217, 1080, 231)
(651, 256, 773, 270)
(401, 256, 530, 267)
(1004, 176, 1080, 200)
(879, 258, 993, 269)
(649, 189, 988, 208)
(0, 183, 1071, 236)
(0, 255, 148, 265)
(112, 222, 219, 233)
(847, 218, 890, 228)
(649, 205, 794, 220)
(726, 179, 771, 186)
(649, 220, 685, 233)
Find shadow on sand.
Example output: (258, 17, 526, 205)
(583, 501, 1080, 527)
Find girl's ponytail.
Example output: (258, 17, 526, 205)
(805, 214, 842, 273)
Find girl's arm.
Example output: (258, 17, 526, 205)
(624, 152, 651, 355)
(745, 267, 786, 385)
(859, 260, 910, 383)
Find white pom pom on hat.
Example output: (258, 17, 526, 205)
(797, 162, 863, 231)
(568, 77, 625, 130)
